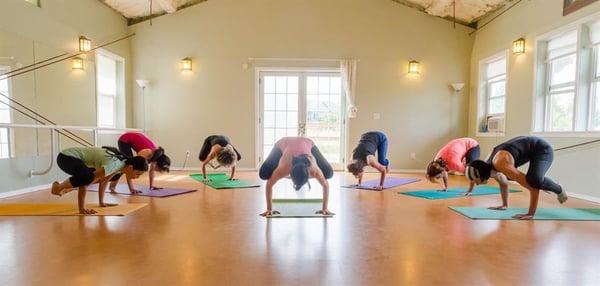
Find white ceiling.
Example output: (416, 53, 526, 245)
(101, 0, 512, 26)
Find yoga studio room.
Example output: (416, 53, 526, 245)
(3, 0, 600, 285)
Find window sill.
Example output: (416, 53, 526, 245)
(531, 131, 600, 138)
(476, 132, 505, 137)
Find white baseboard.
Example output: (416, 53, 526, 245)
(566, 192, 600, 204)
(0, 183, 51, 199)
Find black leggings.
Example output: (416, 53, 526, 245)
(465, 145, 481, 164)
(57, 153, 95, 187)
(525, 144, 562, 194)
(198, 136, 242, 161)
(259, 146, 334, 180)
(118, 140, 135, 158)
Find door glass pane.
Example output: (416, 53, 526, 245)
(262, 75, 300, 160)
(549, 92, 575, 131)
(305, 75, 343, 163)
(98, 94, 115, 127)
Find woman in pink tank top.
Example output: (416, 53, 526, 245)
(115, 132, 171, 192)
(426, 138, 479, 194)
(258, 137, 334, 217)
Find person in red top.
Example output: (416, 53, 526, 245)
(426, 138, 480, 194)
(111, 132, 170, 192)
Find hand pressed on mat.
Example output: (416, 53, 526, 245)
(260, 210, 280, 217)
(79, 208, 97, 215)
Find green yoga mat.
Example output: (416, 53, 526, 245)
(450, 207, 600, 221)
(399, 185, 520, 200)
(267, 199, 334, 218)
(189, 173, 261, 189)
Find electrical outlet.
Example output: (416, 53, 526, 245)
(410, 153, 416, 160)
(373, 113, 381, 120)
(185, 150, 191, 157)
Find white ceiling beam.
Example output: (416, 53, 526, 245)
(155, 0, 178, 13)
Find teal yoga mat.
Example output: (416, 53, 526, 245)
(190, 173, 261, 189)
(399, 185, 520, 200)
(450, 207, 600, 221)
(267, 199, 334, 218)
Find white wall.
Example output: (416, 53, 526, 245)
(469, 0, 600, 200)
(130, 0, 474, 170)
(0, 0, 131, 193)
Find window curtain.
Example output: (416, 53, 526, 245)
(341, 60, 358, 118)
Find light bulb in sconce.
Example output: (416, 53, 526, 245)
(136, 79, 150, 89)
(451, 83, 465, 92)
(72, 57, 84, 70)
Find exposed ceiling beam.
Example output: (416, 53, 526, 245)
(155, 0, 177, 13)
(128, 0, 208, 25)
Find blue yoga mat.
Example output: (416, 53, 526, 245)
(450, 207, 600, 221)
(399, 185, 520, 200)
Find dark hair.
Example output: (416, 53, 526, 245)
(467, 160, 492, 181)
(217, 148, 236, 167)
(290, 155, 310, 191)
(347, 160, 367, 176)
(102, 146, 148, 171)
(151, 147, 170, 172)
(426, 158, 447, 179)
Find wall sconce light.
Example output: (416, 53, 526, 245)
(408, 60, 420, 74)
(79, 36, 92, 52)
(181, 58, 192, 71)
(513, 38, 526, 54)
(72, 57, 84, 70)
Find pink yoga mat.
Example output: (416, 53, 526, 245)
(342, 177, 420, 190)
(88, 184, 196, 197)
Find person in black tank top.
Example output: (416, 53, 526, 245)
(347, 131, 390, 190)
(198, 135, 242, 181)
(465, 136, 568, 220)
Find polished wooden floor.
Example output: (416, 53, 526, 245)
(1, 171, 599, 285)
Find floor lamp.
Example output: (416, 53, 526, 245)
(136, 79, 150, 133)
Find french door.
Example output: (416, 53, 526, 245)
(258, 71, 346, 169)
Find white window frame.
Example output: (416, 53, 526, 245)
(532, 12, 600, 137)
(544, 50, 578, 132)
(476, 50, 508, 137)
(0, 66, 14, 159)
(95, 49, 125, 129)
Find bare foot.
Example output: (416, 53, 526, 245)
(259, 210, 280, 217)
(316, 209, 335, 215)
(488, 205, 507, 211)
(50, 182, 68, 196)
(512, 213, 534, 220)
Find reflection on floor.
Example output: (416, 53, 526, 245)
(0, 171, 599, 285)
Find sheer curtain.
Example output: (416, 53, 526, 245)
(341, 60, 357, 118)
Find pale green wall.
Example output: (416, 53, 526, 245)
(129, 0, 474, 170)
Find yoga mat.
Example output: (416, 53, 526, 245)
(0, 203, 147, 216)
(267, 198, 334, 218)
(342, 177, 420, 190)
(449, 207, 600, 221)
(399, 185, 521, 200)
(88, 184, 196, 197)
(190, 173, 261, 189)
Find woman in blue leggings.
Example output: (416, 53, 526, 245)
(347, 131, 390, 190)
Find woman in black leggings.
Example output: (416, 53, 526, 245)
(51, 147, 148, 215)
(258, 137, 334, 217)
(198, 135, 241, 181)
(465, 136, 568, 220)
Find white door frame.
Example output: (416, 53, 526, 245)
(254, 67, 349, 170)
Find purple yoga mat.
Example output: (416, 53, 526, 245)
(343, 177, 421, 190)
(88, 184, 196, 197)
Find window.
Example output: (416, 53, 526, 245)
(96, 50, 124, 128)
(478, 51, 508, 134)
(532, 18, 600, 134)
(545, 30, 578, 132)
(0, 67, 11, 158)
